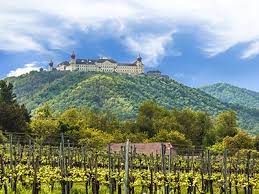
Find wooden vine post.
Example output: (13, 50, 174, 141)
(118, 154, 122, 194)
(246, 151, 252, 194)
(161, 143, 167, 194)
(207, 149, 213, 194)
(168, 147, 172, 173)
(124, 139, 130, 194)
(9, 134, 13, 169)
(201, 149, 205, 194)
(108, 143, 113, 194)
(223, 149, 227, 194)
(60, 133, 67, 194)
(9, 134, 16, 192)
(150, 153, 154, 194)
(67, 140, 72, 193)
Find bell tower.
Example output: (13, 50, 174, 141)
(136, 54, 144, 73)
(48, 60, 54, 71)
(70, 51, 77, 71)
(70, 51, 76, 64)
(136, 54, 143, 65)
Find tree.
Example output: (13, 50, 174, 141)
(171, 108, 197, 139)
(0, 130, 7, 143)
(170, 109, 213, 146)
(203, 128, 217, 146)
(193, 112, 213, 146)
(59, 108, 83, 129)
(0, 80, 30, 132)
(30, 119, 59, 143)
(223, 131, 254, 150)
(85, 110, 120, 133)
(111, 129, 148, 143)
(79, 127, 114, 149)
(209, 141, 225, 153)
(0, 80, 16, 104)
(33, 103, 53, 119)
(121, 120, 139, 134)
(57, 108, 84, 142)
(153, 114, 182, 133)
(215, 111, 238, 140)
(136, 101, 168, 137)
(150, 129, 192, 147)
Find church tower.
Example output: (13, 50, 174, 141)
(70, 51, 76, 63)
(136, 54, 144, 73)
(48, 60, 54, 71)
(70, 51, 78, 71)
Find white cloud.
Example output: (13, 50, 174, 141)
(7, 63, 41, 77)
(1, 0, 259, 63)
(0, 32, 43, 52)
(125, 32, 173, 66)
(241, 41, 259, 59)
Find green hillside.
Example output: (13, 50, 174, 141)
(200, 83, 259, 109)
(5, 71, 259, 134)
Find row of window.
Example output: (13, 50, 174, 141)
(78, 64, 138, 69)
(77, 67, 142, 70)
(77, 67, 142, 73)
(117, 69, 139, 73)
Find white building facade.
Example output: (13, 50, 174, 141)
(52, 51, 144, 75)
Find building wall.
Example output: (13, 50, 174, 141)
(96, 61, 117, 72)
(48, 66, 54, 71)
(57, 65, 66, 71)
(116, 65, 143, 74)
(57, 60, 144, 75)
(78, 64, 96, 72)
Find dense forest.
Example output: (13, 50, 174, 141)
(5, 71, 259, 134)
(0, 78, 259, 150)
(200, 82, 259, 109)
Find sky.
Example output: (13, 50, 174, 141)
(1, 0, 259, 91)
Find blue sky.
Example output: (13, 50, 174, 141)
(1, 0, 259, 91)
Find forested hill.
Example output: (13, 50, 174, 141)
(200, 83, 259, 109)
(5, 71, 259, 134)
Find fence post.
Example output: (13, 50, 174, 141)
(161, 143, 166, 174)
(67, 140, 72, 193)
(124, 139, 130, 194)
(161, 143, 167, 194)
(223, 149, 227, 194)
(168, 147, 172, 173)
(201, 149, 205, 193)
(108, 143, 113, 194)
(9, 134, 15, 191)
(246, 151, 251, 194)
(28, 139, 32, 166)
(208, 149, 213, 194)
(60, 133, 67, 194)
(187, 149, 190, 173)
(9, 134, 13, 169)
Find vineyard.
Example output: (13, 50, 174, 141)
(0, 132, 258, 194)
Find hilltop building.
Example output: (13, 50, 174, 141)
(49, 51, 144, 75)
(146, 70, 162, 76)
(48, 60, 54, 71)
(146, 70, 169, 78)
